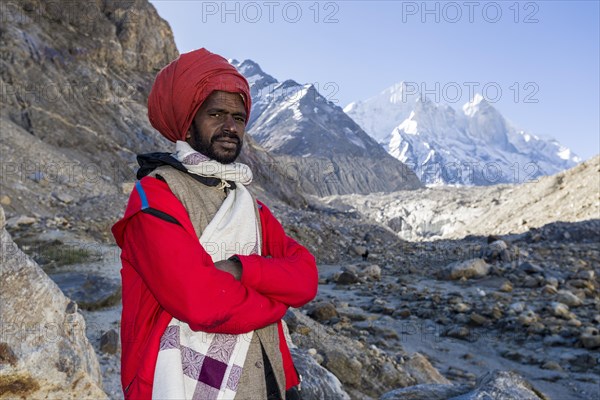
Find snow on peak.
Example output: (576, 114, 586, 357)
(237, 59, 262, 71)
(462, 93, 488, 117)
(471, 93, 485, 104)
(344, 82, 420, 142)
(397, 112, 419, 135)
(230, 59, 279, 94)
(347, 86, 579, 185)
(386, 81, 411, 104)
(343, 102, 356, 113)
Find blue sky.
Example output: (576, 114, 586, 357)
(150, 1, 599, 160)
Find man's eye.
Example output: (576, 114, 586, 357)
(234, 116, 245, 122)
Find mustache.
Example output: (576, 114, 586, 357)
(212, 132, 240, 144)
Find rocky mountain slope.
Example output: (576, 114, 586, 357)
(0, 0, 306, 240)
(323, 155, 599, 241)
(0, 0, 175, 235)
(345, 83, 580, 185)
(231, 60, 422, 196)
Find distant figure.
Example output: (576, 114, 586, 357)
(362, 249, 369, 261)
(112, 48, 316, 400)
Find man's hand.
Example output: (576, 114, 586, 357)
(214, 259, 242, 281)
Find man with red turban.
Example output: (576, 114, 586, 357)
(112, 48, 317, 399)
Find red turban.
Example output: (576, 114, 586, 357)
(147, 48, 251, 143)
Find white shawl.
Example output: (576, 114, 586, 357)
(152, 141, 261, 400)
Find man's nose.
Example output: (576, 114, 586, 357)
(222, 114, 238, 133)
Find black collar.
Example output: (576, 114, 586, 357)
(136, 152, 237, 189)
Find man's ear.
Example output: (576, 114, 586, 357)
(186, 121, 195, 140)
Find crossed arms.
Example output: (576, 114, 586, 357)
(121, 202, 318, 334)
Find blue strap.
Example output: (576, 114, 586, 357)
(135, 181, 149, 210)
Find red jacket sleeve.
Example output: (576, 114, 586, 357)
(121, 212, 288, 334)
(237, 203, 318, 308)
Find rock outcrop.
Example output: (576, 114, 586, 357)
(0, 206, 106, 398)
(274, 154, 421, 197)
(0, 0, 177, 231)
(0, 0, 307, 239)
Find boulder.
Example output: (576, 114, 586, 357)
(448, 370, 549, 400)
(519, 261, 544, 274)
(442, 259, 490, 280)
(556, 290, 583, 307)
(289, 347, 351, 400)
(580, 327, 600, 349)
(403, 353, 451, 385)
(482, 240, 512, 263)
(5, 215, 37, 228)
(362, 264, 382, 281)
(99, 329, 119, 355)
(0, 206, 106, 399)
(308, 301, 338, 322)
(336, 270, 359, 285)
(351, 245, 368, 257)
(52, 192, 75, 204)
(549, 302, 571, 319)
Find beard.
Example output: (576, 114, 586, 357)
(191, 131, 243, 164)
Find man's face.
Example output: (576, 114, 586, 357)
(187, 91, 247, 164)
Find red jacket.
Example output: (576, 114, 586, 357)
(111, 176, 318, 399)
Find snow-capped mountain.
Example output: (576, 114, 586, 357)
(345, 84, 580, 185)
(231, 60, 422, 196)
(234, 59, 388, 158)
(344, 82, 418, 145)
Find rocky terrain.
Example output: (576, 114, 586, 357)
(322, 155, 599, 241)
(5, 175, 598, 399)
(303, 220, 599, 399)
(0, 0, 307, 236)
(272, 174, 600, 399)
